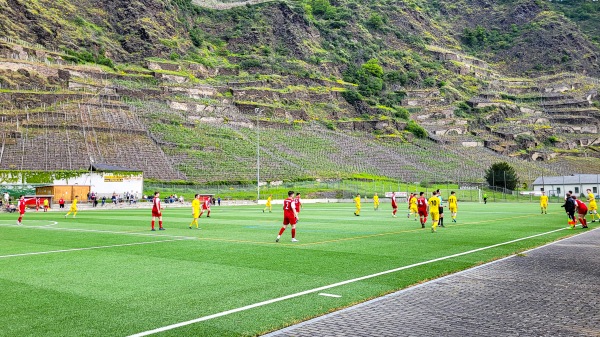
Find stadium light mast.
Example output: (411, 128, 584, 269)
(256, 108, 263, 202)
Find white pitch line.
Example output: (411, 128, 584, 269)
(0, 239, 187, 259)
(318, 293, 342, 298)
(0, 223, 197, 240)
(127, 226, 568, 337)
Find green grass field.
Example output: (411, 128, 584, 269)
(0, 202, 594, 336)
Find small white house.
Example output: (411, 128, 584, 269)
(532, 174, 600, 197)
(53, 164, 144, 198)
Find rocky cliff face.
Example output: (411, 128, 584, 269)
(435, 0, 600, 75)
(0, 0, 186, 61)
(1, 0, 599, 76)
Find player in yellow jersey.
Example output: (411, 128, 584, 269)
(373, 193, 380, 211)
(263, 194, 273, 213)
(190, 194, 201, 229)
(354, 193, 361, 216)
(428, 191, 440, 232)
(408, 193, 418, 221)
(539, 191, 548, 215)
(587, 189, 598, 222)
(65, 195, 78, 218)
(448, 191, 458, 222)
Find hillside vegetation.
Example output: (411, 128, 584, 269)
(0, 0, 598, 186)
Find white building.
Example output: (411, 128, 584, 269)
(532, 174, 600, 197)
(53, 164, 144, 198)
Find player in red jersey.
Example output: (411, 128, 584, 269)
(276, 191, 299, 243)
(391, 192, 398, 217)
(417, 192, 428, 229)
(295, 192, 302, 215)
(35, 198, 40, 212)
(151, 191, 164, 231)
(17, 195, 26, 225)
(573, 196, 589, 229)
(200, 197, 211, 218)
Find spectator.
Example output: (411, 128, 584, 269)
(218, 197, 221, 206)
(7, 203, 16, 213)
(101, 196, 106, 206)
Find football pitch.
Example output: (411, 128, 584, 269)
(0, 202, 592, 336)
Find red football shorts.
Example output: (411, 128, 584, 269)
(418, 209, 428, 217)
(283, 215, 297, 225)
(152, 210, 161, 217)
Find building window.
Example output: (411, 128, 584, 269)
(594, 187, 598, 194)
(557, 187, 561, 195)
(575, 187, 579, 194)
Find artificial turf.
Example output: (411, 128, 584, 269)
(0, 202, 592, 336)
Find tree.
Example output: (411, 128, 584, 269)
(367, 13, 384, 30)
(485, 162, 518, 190)
(361, 58, 384, 78)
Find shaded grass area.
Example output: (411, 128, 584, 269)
(0, 202, 591, 336)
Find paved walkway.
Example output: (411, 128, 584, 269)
(265, 228, 600, 337)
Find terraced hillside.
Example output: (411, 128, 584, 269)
(0, 0, 599, 186)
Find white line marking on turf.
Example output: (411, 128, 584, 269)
(127, 226, 568, 337)
(0, 223, 197, 240)
(318, 293, 342, 298)
(0, 239, 187, 259)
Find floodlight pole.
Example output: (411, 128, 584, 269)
(256, 108, 263, 202)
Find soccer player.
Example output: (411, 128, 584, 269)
(263, 194, 273, 213)
(17, 195, 25, 225)
(65, 195, 78, 218)
(43, 198, 49, 212)
(483, 193, 488, 204)
(573, 196, 589, 229)
(436, 189, 444, 228)
(35, 198, 40, 212)
(276, 191, 299, 242)
(408, 193, 418, 220)
(295, 192, 302, 215)
(539, 191, 548, 214)
(587, 189, 598, 222)
(391, 192, 398, 217)
(190, 194, 200, 229)
(200, 197, 211, 218)
(562, 193, 576, 228)
(407, 193, 412, 218)
(373, 193, 380, 211)
(448, 191, 458, 222)
(428, 191, 440, 233)
(59, 197, 65, 209)
(151, 191, 164, 231)
(417, 192, 428, 228)
(354, 193, 361, 216)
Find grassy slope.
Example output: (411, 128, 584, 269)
(550, 0, 600, 46)
(0, 202, 592, 336)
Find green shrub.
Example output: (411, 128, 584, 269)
(240, 59, 262, 69)
(367, 13, 385, 30)
(393, 107, 410, 120)
(405, 120, 427, 138)
(341, 89, 362, 105)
